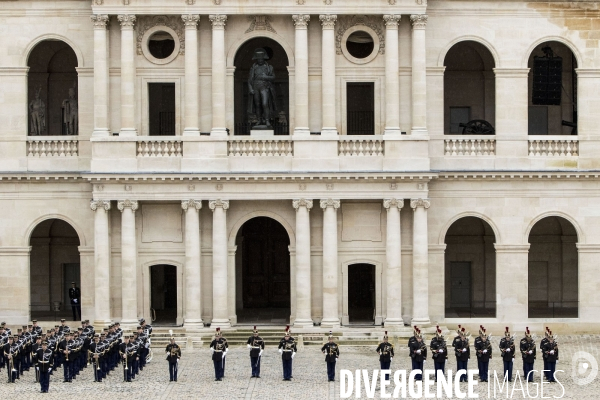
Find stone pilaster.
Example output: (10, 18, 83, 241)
(91, 15, 110, 137)
(383, 15, 401, 135)
(182, 15, 201, 136)
(209, 15, 228, 137)
(90, 200, 111, 324)
(292, 15, 310, 136)
(118, 15, 137, 136)
(410, 198, 430, 325)
(319, 15, 337, 136)
(410, 15, 428, 135)
(384, 198, 403, 326)
(117, 200, 138, 325)
(293, 198, 313, 327)
(182, 200, 203, 325)
(209, 199, 230, 327)
(320, 198, 340, 327)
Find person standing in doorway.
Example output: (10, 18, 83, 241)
(69, 282, 81, 322)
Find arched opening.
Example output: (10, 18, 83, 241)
(527, 42, 577, 135)
(444, 217, 496, 318)
(234, 37, 289, 135)
(444, 41, 496, 135)
(235, 217, 291, 323)
(150, 264, 178, 325)
(348, 263, 375, 324)
(30, 219, 80, 320)
(528, 216, 578, 318)
(27, 40, 78, 136)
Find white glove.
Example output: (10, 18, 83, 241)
(291, 352, 295, 359)
(390, 357, 393, 361)
(36, 367, 39, 371)
(259, 350, 263, 357)
(223, 350, 227, 357)
(416, 350, 421, 354)
(438, 349, 444, 353)
(462, 348, 467, 353)
(279, 349, 283, 354)
(483, 350, 487, 354)
(549, 350, 554, 355)
(210, 348, 214, 355)
(48, 368, 52, 372)
(176, 359, 179, 363)
(528, 350, 533, 354)
(247, 344, 252, 349)
(505, 348, 510, 353)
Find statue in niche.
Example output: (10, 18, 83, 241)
(62, 83, 78, 135)
(29, 86, 46, 136)
(247, 48, 277, 129)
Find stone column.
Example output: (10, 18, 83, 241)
(384, 198, 403, 326)
(410, 198, 430, 325)
(577, 244, 600, 322)
(494, 69, 530, 161)
(90, 200, 111, 325)
(293, 199, 313, 327)
(209, 15, 228, 137)
(383, 15, 401, 135)
(577, 70, 600, 168)
(495, 244, 529, 323)
(91, 15, 110, 137)
(182, 15, 200, 136)
(320, 199, 340, 327)
(292, 15, 310, 136)
(118, 200, 138, 325)
(209, 200, 230, 327)
(182, 200, 203, 325)
(118, 15, 137, 136)
(410, 15, 428, 135)
(319, 15, 337, 137)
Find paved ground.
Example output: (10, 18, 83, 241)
(0, 335, 598, 399)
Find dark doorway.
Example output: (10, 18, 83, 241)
(347, 82, 374, 135)
(30, 219, 80, 320)
(234, 37, 289, 135)
(450, 262, 471, 309)
(348, 263, 375, 323)
(150, 264, 177, 324)
(236, 217, 291, 323)
(148, 83, 175, 136)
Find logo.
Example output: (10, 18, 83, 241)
(571, 351, 598, 386)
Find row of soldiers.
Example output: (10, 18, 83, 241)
(405, 324, 560, 383)
(1, 318, 153, 393)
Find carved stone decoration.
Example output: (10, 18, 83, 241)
(117, 200, 139, 212)
(336, 15, 385, 55)
(410, 14, 428, 29)
(123, 0, 130, 5)
(410, 198, 431, 209)
(389, 183, 397, 190)
(326, 183, 334, 190)
(125, 185, 132, 191)
(209, 14, 227, 29)
(292, 14, 310, 28)
(213, 0, 221, 4)
(137, 16, 185, 56)
(299, 184, 306, 191)
(95, 184, 104, 192)
(181, 14, 200, 28)
(118, 14, 136, 29)
(91, 14, 109, 29)
(181, 199, 202, 210)
(323, 0, 332, 4)
(388, 0, 397, 4)
(292, 199, 313, 211)
(319, 14, 337, 29)
(383, 198, 404, 210)
(94, 0, 103, 4)
(296, 0, 305, 4)
(246, 16, 276, 34)
(416, 0, 427, 5)
(186, 0, 195, 4)
(209, 199, 230, 211)
(320, 199, 340, 209)
(216, 183, 223, 191)
(188, 184, 195, 191)
(383, 14, 401, 28)
(90, 200, 111, 211)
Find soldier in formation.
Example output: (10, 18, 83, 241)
(165, 335, 181, 382)
(452, 325, 470, 383)
(430, 325, 447, 381)
(247, 326, 264, 378)
(499, 326, 515, 382)
(520, 327, 536, 382)
(36, 340, 54, 392)
(541, 328, 559, 383)
(210, 327, 228, 381)
(408, 326, 426, 381)
(278, 326, 297, 381)
(321, 331, 339, 382)
(474, 325, 492, 382)
(376, 331, 394, 381)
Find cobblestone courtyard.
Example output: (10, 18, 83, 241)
(1, 335, 598, 399)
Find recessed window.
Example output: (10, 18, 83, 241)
(346, 31, 374, 59)
(148, 31, 175, 60)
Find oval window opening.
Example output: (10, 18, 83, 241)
(346, 31, 374, 59)
(148, 31, 175, 60)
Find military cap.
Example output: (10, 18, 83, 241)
(17, 328, 22, 333)
(0, 322, 5, 326)
(46, 330, 52, 333)
(32, 320, 38, 323)
(136, 326, 142, 330)
(71, 281, 75, 285)
(60, 319, 66, 323)
(54, 325, 59, 328)
(22, 325, 27, 329)
(12, 335, 18, 339)
(129, 334, 134, 338)
(8, 336, 14, 340)
(42, 341, 48, 345)
(28, 324, 33, 328)
(78, 327, 83, 331)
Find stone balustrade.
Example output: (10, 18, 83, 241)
(444, 135, 496, 156)
(27, 137, 79, 157)
(528, 136, 579, 157)
(338, 136, 385, 156)
(137, 139, 183, 157)
(228, 138, 294, 157)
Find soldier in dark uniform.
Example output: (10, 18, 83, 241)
(0, 326, 7, 370)
(430, 325, 447, 381)
(59, 319, 70, 336)
(3, 336, 18, 383)
(541, 329, 559, 383)
(22, 326, 32, 371)
(165, 335, 181, 382)
(210, 327, 228, 381)
(520, 327, 536, 382)
(32, 335, 42, 382)
(499, 327, 515, 382)
(474, 325, 492, 382)
(119, 335, 132, 382)
(88, 334, 103, 382)
(59, 330, 74, 382)
(376, 331, 394, 381)
(36, 340, 53, 393)
(247, 326, 264, 378)
(540, 327, 550, 381)
(69, 282, 81, 321)
(452, 325, 470, 383)
(278, 326, 297, 381)
(321, 331, 339, 382)
(409, 326, 427, 381)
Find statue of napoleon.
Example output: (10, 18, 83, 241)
(247, 48, 277, 129)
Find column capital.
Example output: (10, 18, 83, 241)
(319, 14, 337, 29)
(182, 14, 200, 28)
(117, 200, 139, 212)
(292, 14, 310, 29)
(320, 198, 340, 209)
(410, 198, 430, 210)
(209, 199, 229, 211)
(90, 200, 111, 211)
(90, 14, 109, 29)
(182, 199, 202, 210)
(293, 199, 313, 210)
(383, 14, 401, 28)
(410, 14, 428, 29)
(209, 14, 227, 29)
(117, 14, 136, 29)
(384, 198, 404, 210)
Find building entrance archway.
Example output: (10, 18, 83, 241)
(347, 263, 376, 324)
(235, 217, 291, 324)
(150, 264, 177, 325)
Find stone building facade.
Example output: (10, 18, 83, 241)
(0, 0, 598, 333)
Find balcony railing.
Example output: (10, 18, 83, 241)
(228, 138, 293, 156)
(528, 136, 578, 157)
(27, 136, 79, 157)
(444, 135, 496, 156)
(338, 136, 384, 156)
(137, 139, 183, 157)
